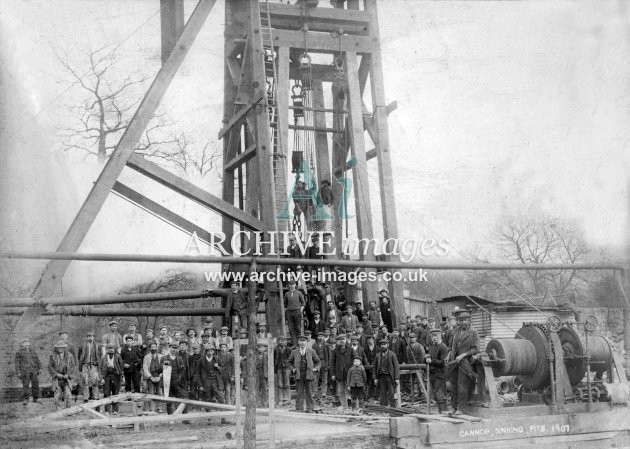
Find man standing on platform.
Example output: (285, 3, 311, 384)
(77, 330, 101, 402)
(98, 343, 123, 415)
(378, 291, 393, 332)
(285, 280, 306, 346)
(15, 339, 41, 405)
(288, 335, 321, 413)
(225, 281, 248, 332)
(374, 339, 399, 408)
(142, 341, 163, 413)
(102, 321, 124, 354)
(448, 311, 478, 416)
(426, 329, 449, 413)
(363, 335, 378, 402)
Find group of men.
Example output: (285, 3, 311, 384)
(15, 291, 478, 416)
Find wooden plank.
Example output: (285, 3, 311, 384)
(160, 0, 185, 63)
(262, 3, 370, 26)
(126, 153, 263, 231)
(80, 405, 110, 420)
(17, 0, 217, 347)
(275, 46, 290, 237)
(112, 182, 223, 252)
(364, 0, 404, 322)
(273, 30, 371, 54)
(218, 93, 264, 139)
(344, 51, 377, 303)
(224, 143, 256, 172)
(4, 411, 235, 434)
(268, 338, 276, 449)
(37, 393, 133, 420)
(172, 402, 186, 415)
(234, 337, 242, 445)
(407, 413, 465, 424)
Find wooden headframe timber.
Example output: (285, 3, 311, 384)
(12, 0, 218, 349)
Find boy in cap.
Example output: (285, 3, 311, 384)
(426, 328, 449, 413)
(122, 335, 143, 393)
(49, 340, 77, 410)
(98, 343, 124, 414)
(274, 336, 293, 405)
(448, 311, 478, 416)
(142, 341, 163, 413)
(288, 335, 321, 412)
(374, 339, 400, 408)
(15, 339, 41, 405)
(346, 356, 367, 412)
(77, 331, 101, 401)
(102, 321, 123, 354)
(329, 333, 353, 409)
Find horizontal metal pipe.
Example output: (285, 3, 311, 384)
(0, 289, 237, 308)
(0, 251, 622, 271)
(1, 307, 229, 317)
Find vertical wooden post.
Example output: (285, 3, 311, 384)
(624, 178, 630, 374)
(313, 81, 331, 184)
(344, 51, 377, 305)
(244, 259, 259, 449)
(268, 338, 276, 449)
(234, 340, 242, 446)
(364, 0, 404, 325)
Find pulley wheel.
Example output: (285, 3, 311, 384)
(514, 325, 551, 389)
(546, 315, 562, 333)
(558, 326, 586, 386)
(584, 315, 598, 332)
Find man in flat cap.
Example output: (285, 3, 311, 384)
(374, 338, 399, 408)
(196, 346, 224, 406)
(215, 326, 233, 350)
(405, 332, 426, 402)
(163, 342, 189, 414)
(363, 335, 378, 402)
(426, 328, 449, 413)
(285, 280, 306, 346)
(217, 342, 234, 404)
(49, 340, 77, 410)
(330, 333, 353, 409)
(102, 320, 123, 354)
(340, 305, 359, 335)
(188, 342, 203, 401)
(123, 323, 143, 348)
(58, 331, 77, 364)
(274, 336, 293, 406)
(142, 341, 163, 413)
(225, 281, 248, 332)
(448, 311, 478, 416)
(379, 292, 393, 332)
(367, 300, 382, 329)
(311, 332, 330, 401)
(309, 309, 326, 337)
(288, 335, 321, 412)
(77, 330, 101, 402)
(15, 339, 41, 405)
(122, 335, 143, 393)
(99, 343, 124, 415)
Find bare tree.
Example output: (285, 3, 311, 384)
(56, 46, 221, 178)
(465, 216, 589, 302)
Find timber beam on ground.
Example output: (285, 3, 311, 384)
(126, 153, 262, 231)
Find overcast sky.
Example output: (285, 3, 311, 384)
(1, 0, 629, 295)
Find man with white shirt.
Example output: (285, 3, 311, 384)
(288, 335, 321, 413)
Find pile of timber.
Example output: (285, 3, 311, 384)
(1, 393, 388, 434)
